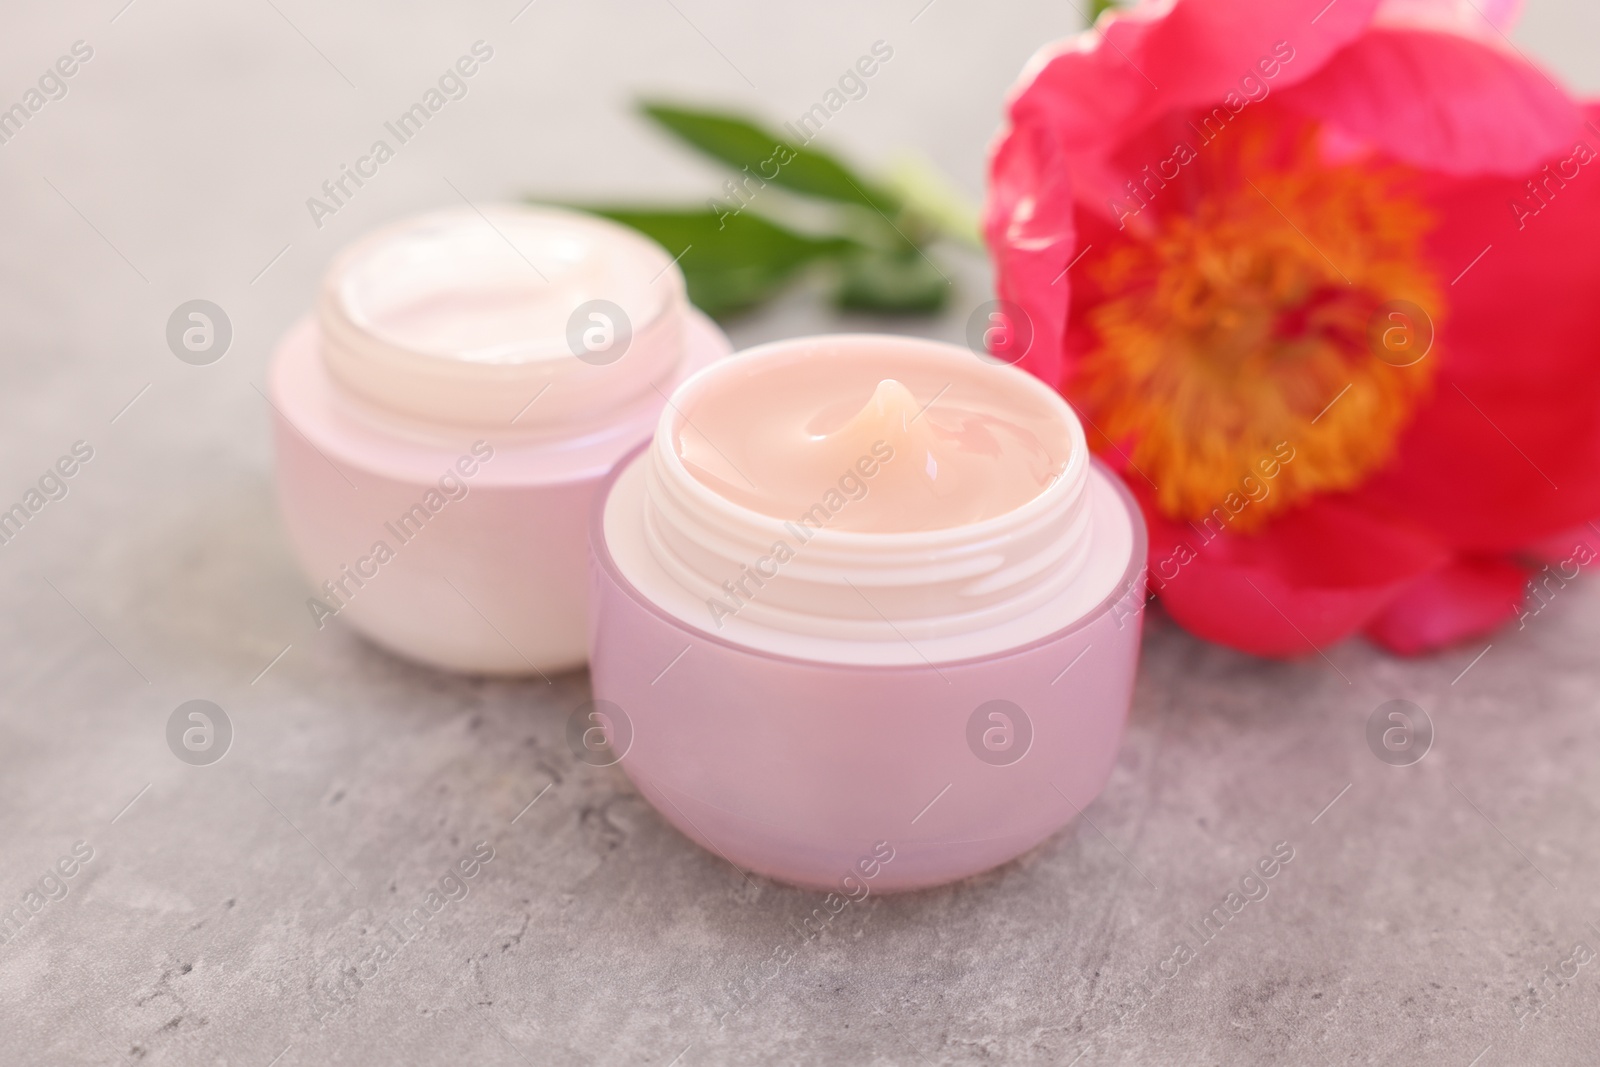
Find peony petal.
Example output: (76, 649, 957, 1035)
(1011, 0, 1383, 203)
(1356, 110, 1600, 551)
(987, 0, 1382, 384)
(1280, 27, 1582, 175)
(1362, 555, 1528, 654)
(1143, 493, 1447, 657)
(984, 122, 1075, 385)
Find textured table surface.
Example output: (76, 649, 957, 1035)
(2, 2, 1599, 1064)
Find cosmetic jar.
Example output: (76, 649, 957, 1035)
(588, 335, 1147, 891)
(270, 205, 730, 674)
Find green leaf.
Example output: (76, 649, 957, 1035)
(639, 101, 898, 213)
(1088, 0, 1121, 22)
(572, 206, 860, 318)
(833, 248, 950, 314)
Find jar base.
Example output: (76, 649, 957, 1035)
(270, 309, 731, 676)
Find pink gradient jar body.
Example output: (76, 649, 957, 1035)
(269, 206, 731, 675)
(590, 458, 1146, 891)
(588, 336, 1148, 891)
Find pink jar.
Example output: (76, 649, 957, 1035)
(587, 335, 1147, 891)
(270, 205, 730, 675)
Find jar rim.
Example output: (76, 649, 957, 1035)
(316, 204, 689, 429)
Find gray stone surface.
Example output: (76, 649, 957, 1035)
(1, 1, 1598, 1064)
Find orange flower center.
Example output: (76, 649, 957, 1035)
(1074, 124, 1440, 530)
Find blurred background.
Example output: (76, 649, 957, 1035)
(2, 2, 1599, 1064)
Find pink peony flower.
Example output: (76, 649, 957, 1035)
(985, 0, 1600, 657)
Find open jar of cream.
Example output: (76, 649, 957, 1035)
(270, 205, 730, 674)
(589, 334, 1147, 891)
